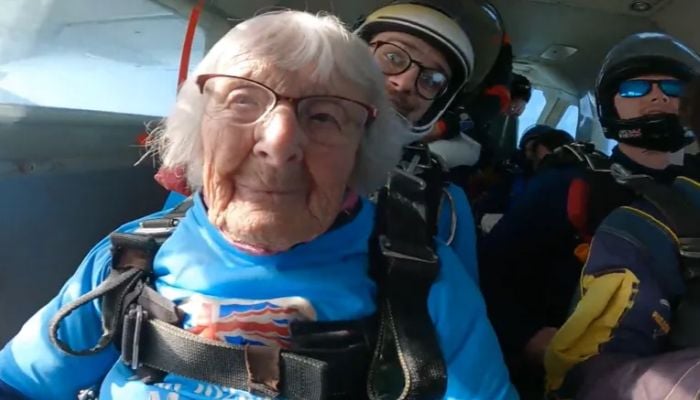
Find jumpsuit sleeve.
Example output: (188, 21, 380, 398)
(544, 228, 645, 393)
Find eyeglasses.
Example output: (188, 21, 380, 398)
(196, 74, 377, 143)
(370, 41, 449, 100)
(618, 79, 685, 98)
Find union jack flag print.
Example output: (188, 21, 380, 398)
(179, 295, 317, 348)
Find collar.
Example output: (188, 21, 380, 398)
(611, 146, 683, 184)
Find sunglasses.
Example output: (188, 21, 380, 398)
(618, 79, 685, 98)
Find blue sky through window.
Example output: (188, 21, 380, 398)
(517, 89, 546, 141)
(556, 105, 579, 136)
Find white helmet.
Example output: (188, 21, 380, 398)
(355, 1, 478, 135)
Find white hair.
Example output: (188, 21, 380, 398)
(150, 10, 414, 195)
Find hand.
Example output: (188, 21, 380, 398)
(524, 327, 558, 365)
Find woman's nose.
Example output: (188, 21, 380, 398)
(253, 106, 305, 166)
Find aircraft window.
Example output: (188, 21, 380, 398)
(516, 88, 546, 140)
(555, 105, 579, 136)
(0, 0, 206, 117)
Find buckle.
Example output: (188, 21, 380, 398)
(400, 143, 433, 172)
(679, 238, 700, 281)
(77, 388, 98, 400)
(121, 304, 148, 370)
(388, 167, 427, 191)
(379, 235, 437, 264)
(680, 238, 700, 259)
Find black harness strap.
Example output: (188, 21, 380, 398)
(51, 199, 374, 399)
(399, 142, 447, 240)
(614, 171, 700, 349)
(49, 200, 194, 357)
(49, 233, 161, 356)
(368, 165, 447, 400)
(53, 169, 448, 400)
(615, 172, 700, 278)
(120, 316, 330, 399)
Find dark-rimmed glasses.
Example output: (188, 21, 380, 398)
(370, 41, 450, 100)
(196, 74, 377, 142)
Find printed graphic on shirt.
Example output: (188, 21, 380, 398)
(178, 295, 317, 348)
(148, 381, 260, 400)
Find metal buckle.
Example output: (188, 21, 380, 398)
(400, 143, 434, 172)
(379, 235, 437, 264)
(611, 163, 652, 185)
(122, 304, 147, 370)
(680, 238, 700, 259)
(679, 238, 700, 280)
(77, 388, 98, 400)
(387, 167, 427, 192)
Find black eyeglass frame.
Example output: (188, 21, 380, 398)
(370, 41, 451, 100)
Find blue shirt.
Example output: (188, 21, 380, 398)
(0, 194, 516, 400)
(166, 184, 480, 283)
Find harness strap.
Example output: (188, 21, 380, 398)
(52, 198, 373, 399)
(49, 267, 145, 356)
(617, 174, 700, 279)
(368, 167, 447, 400)
(612, 171, 700, 349)
(120, 316, 333, 399)
(49, 232, 161, 356)
(49, 202, 189, 356)
(398, 142, 446, 239)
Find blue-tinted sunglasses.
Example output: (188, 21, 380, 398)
(618, 79, 685, 98)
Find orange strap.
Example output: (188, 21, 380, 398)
(503, 32, 511, 46)
(178, 0, 206, 89)
(484, 84, 511, 114)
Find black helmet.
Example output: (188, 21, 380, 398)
(596, 32, 700, 152)
(355, 0, 503, 134)
(518, 124, 554, 150)
(511, 73, 532, 102)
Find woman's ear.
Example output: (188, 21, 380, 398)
(155, 165, 192, 196)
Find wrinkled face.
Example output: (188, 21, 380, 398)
(614, 74, 681, 119)
(371, 31, 451, 123)
(198, 65, 368, 253)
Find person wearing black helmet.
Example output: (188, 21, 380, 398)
(543, 33, 700, 400)
(518, 125, 575, 171)
(481, 31, 700, 400)
(355, 1, 507, 283)
(470, 125, 573, 233)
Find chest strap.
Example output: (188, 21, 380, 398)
(614, 170, 700, 349)
(51, 175, 447, 399)
(49, 201, 373, 399)
(368, 164, 447, 400)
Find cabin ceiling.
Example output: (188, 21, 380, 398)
(526, 0, 674, 16)
(493, 0, 698, 95)
(158, 0, 699, 97)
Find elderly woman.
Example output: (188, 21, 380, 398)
(0, 10, 515, 400)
